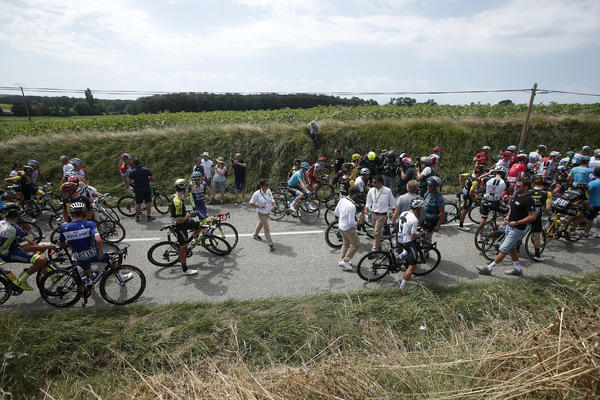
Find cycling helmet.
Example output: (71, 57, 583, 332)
(27, 160, 39, 167)
(351, 153, 361, 162)
(580, 155, 591, 163)
(594, 149, 600, 156)
(2, 203, 20, 218)
(22, 165, 34, 174)
(175, 178, 187, 190)
(426, 176, 441, 188)
(507, 145, 517, 152)
(59, 155, 69, 163)
(549, 151, 561, 158)
(300, 162, 310, 170)
(566, 151, 575, 157)
(359, 168, 371, 176)
(318, 156, 326, 162)
(582, 145, 591, 152)
(433, 146, 441, 152)
(121, 153, 131, 160)
(387, 150, 395, 157)
(191, 171, 203, 180)
(518, 149, 528, 155)
(495, 166, 507, 176)
(516, 153, 528, 161)
(381, 149, 388, 155)
(502, 151, 513, 158)
(482, 145, 491, 151)
(367, 151, 376, 161)
(420, 156, 432, 166)
(410, 198, 426, 209)
(538, 145, 546, 151)
(314, 163, 324, 171)
(70, 158, 82, 165)
(402, 157, 413, 166)
(69, 202, 87, 214)
(60, 182, 79, 192)
(67, 175, 80, 183)
(342, 162, 354, 172)
(399, 152, 408, 159)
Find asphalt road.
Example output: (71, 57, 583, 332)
(3, 201, 599, 311)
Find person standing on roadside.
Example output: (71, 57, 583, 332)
(200, 152, 214, 187)
(212, 157, 227, 204)
(120, 153, 132, 188)
(382, 151, 397, 195)
(477, 178, 536, 277)
(335, 186, 362, 271)
(250, 179, 275, 251)
(192, 156, 205, 177)
(232, 153, 247, 206)
(359, 175, 395, 251)
(391, 180, 421, 226)
(126, 158, 155, 222)
(308, 120, 320, 148)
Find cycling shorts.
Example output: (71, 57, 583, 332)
(399, 241, 418, 265)
(480, 200, 501, 219)
(462, 195, 474, 211)
(0, 248, 40, 264)
(531, 217, 543, 233)
(584, 206, 600, 221)
(192, 203, 208, 219)
(288, 185, 303, 196)
(174, 220, 201, 246)
(134, 190, 152, 204)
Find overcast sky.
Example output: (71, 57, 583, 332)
(1, 0, 599, 105)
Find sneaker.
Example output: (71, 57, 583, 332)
(289, 203, 297, 213)
(220, 200, 224, 204)
(339, 260, 354, 271)
(338, 259, 345, 267)
(135, 215, 140, 222)
(146, 216, 155, 221)
(183, 269, 198, 276)
(118, 272, 133, 283)
(532, 255, 545, 262)
(269, 244, 274, 251)
(457, 225, 470, 232)
(594, 232, 600, 239)
(504, 268, 523, 277)
(234, 203, 239, 207)
(15, 279, 34, 291)
(476, 265, 492, 275)
(253, 235, 262, 241)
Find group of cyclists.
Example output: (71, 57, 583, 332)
(2, 141, 599, 297)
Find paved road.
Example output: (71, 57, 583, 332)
(3, 201, 599, 311)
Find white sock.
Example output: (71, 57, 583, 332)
(513, 261, 521, 271)
(487, 261, 496, 271)
(399, 279, 407, 289)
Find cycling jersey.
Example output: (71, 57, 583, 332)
(508, 162, 526, 183)
(120, 163, 132, 177)
(424, 191, 445, 223)
(590, 157, 600, 169)
(473, 152, 489, 166)
(338, 177, 353, 197)
(530, 189, 551, 217)
(354, 176, 367, 194)
(0, 221, 38, 264)
(59, 220, 99, 265)
(169, 194, 186, 222)
(495, 158, 511, 170)
(538, 159, 557, 177)
(288, 170, 305, 188)
(187, 182, 208, 204)
(569, 166, 594, 185)
(306, 163, 323, 184)
(483, 177, 507, 202)
(63, 195, 91, 218)
(527, 152, 542, 170)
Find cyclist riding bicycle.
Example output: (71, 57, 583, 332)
(508, 153, 528, 194)
(287, 162, 311, 215)
(473, 145, 491, 167)
(169, 178, 202, 276)
(186, 172, 213, 219)
(350, 153, 361, 179)
(337, 163, 355, 198)
(61, 181, 92, 223)
(306, 157, 328, 187)
(0, 203, 55, 291)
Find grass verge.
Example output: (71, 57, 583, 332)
(1, 274, 599, 399)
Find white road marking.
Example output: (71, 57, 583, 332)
(118, 230, 326, 242)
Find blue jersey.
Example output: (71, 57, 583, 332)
(187, 182, 207, 204)
(570, 166, 593, 185)
(288, 170, 305, 187)
(59, 220, 99, 261)
(588, 178, 600, 207)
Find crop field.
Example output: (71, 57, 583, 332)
(1, 102, 600, 139)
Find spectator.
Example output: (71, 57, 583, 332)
(359, 175, 395, 252)
(391, 180, 421, 228)
(396, 157, 415, 195)
(192, 156, 205, 177)
(60, 156, 73, 179)
(396, 197, 426, 289)
(9, 162, 21, 178)
(308, 120, 320, 148)
(249, 178, 276, 251)
(331, 149, 345, 184)
(422, 176, 445, 241)
(200, 152, 214, 187)
(335, 186, 362, 271)
(126, 158, 155, 222)
(232, 153, 247, 206)
(212, 157, 227, 204)
(120, 153, 132, 188)
(382, 151, 397, 195)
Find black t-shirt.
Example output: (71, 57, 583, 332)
(192, 164, 204, 176)
(333, 157, 345, 173)
(509, 194, 535, 230)
(232, 159, 246, 180)
(127, 167, 153, 193)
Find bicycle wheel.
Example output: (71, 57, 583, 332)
(565, 222, 587, 242)
(356, 251, 392, 282)
(211, 222, 238, 249)
(49, 228, 60, 244)
(48, 211, 63, 230)
(324, 221, 343, 249)
(315, 184, 335, 207)
(147, 241, 180, 267)
(474, 222, 499, 251)
(468, 205, 483, 224)
(0, 276, 12, 305)
(481, 230, 504, 262)
(524, 229, 547, 258)
(153, 193, 170, 215)
(39, 269, 81, 308)
(202, 234, 233, 256)
(104, 204, 121, 222)
(117, 196, 137, 217)
(20, 221, 43, 244)
(269, 194, 287, 221)
(413, 244, 441, 276)
(298, 199, 320, 224)
(100, 264, 146, 305)
(25, 201, 41, 218)
(443, 201, 459, 224)
(97, 220, 126, 244)
(324, 203, 338, 225)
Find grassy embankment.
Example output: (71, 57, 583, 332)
(1, 275, 599, 399)
(1, 115, 600, 200)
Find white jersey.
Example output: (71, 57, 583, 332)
(484, 177, 506, 202)
(527, 152, 541, 170)
(589, 157, 600, 169)
(354, 176, 366, 193)
(495, 158, 510, 170)
(397, 211, 419, 244)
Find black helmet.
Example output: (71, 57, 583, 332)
(2, 203, 20, 218)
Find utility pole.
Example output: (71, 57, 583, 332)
(518, 83, 537, 152)
(16, 83, 32, 122)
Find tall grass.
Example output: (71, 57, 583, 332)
(1, 275, 598, 399)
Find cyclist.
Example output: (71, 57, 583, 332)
(287, 162, 311, 215)
(530, 175, 552, 262)
(539, 151, 561, 178)
(569, 156, 594, 186)
(476, 167, 509, 242)
(493, 150, 513, 171)
(396, 157, 415, 195)
(306, 157, 328, 189)
(61, 181, 92, 223)
(473, 146, 491, 167)
(477, 178, 536, 277)
(331, 149, 345, 184)
(416, 156, 435, 197)
(126, 158, 155, 222)
(120, 153, 132, 188)
(353, 167, 370, 199)
(558, 151, 576, 169)
(361, 151, 378, 183)
(70, 158, 89, 185)
(457, 165, 485, 231)
(585, 167, 600, 238)
(337, 163, 355, 198)
(382, 151, 397, 194)
(169, 179, 201, 276)
(590, 149, 600, 169)
(422, 176, 445, 240)
(186, 172, 213, 219)
(60, 155, 74, 179)
(289, 158, 302, 179)
(508, 153, 528, 195)
(27, 160, 46, 185)
(527, 145, 546, 171)
(572, 145, 591, 165)
(9, 162, 21, 178)
(350, 153, 361, 179)
(396, 197, 426, 289)
(0, 203, 55, 291)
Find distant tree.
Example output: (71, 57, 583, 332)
(423, 99, 438, 106)
(498, 99, 513, 106)
(391, 97, 417, 106)
(11, 102, 31, 116)
(73, 101, 92, 115)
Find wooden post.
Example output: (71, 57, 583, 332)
(17, 84, 32, 123)
(518, 83, 537, 152)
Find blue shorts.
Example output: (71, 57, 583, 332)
(499, 225, 526, 254)
(0, 248, 40, 264)
(235, 178, 246, 191)
(193, 203, 208, 219)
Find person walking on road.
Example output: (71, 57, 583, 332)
(359, 175, 395, 251)
(126, 158, 155, 222)
(335, 186, 362, 271)
(232, 153, 247, 206)
(249, 179, 275, 251)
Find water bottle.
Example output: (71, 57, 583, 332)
(6, 271, 17, 283)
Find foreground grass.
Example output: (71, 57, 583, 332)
(1, 274, 599, 399)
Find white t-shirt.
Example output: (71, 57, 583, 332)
(398, 210, 419, 244)
(250, 188, 274, 214)
(200, 159, 214, 178)
(334, 197, 358, 231)
(420, 166, 433, 177)
(63, 163, 74, 176)
(484, 177, 507, 201)
(354, 176, 366, 193)
(589, 156, 600, 169)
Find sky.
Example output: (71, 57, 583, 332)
(1, 0, 599, 105)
